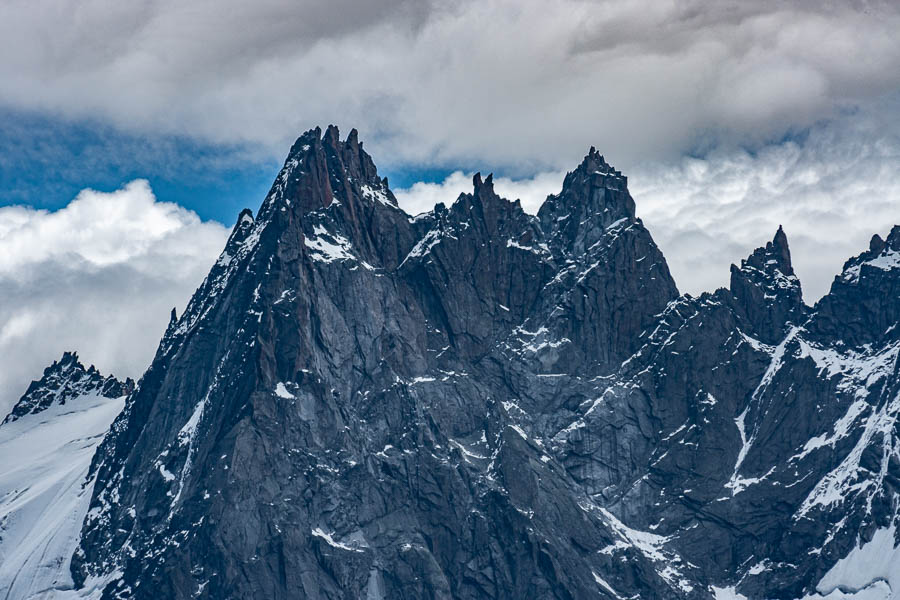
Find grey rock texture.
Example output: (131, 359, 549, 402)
(70, 127, 900, 599)
(3, 351, 133, 424)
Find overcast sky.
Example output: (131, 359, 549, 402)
(0, 0, 899, 413)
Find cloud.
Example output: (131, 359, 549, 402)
(0, 181, 228, 414)
(396, 113, 900, 303)
(631, 110, 900, 302)
(394, 170, 565, 216)
(0, 1, 898, 172)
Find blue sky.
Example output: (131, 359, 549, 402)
(0, 107, 472, 225)
(0, 108, 278, 224)
(1, 0, 899, 411)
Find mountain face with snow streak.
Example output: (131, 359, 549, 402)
(9, 126, 899, 599)
(0, 354, 129, 599)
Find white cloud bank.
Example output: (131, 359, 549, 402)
(630, 119, 900, 303)
(0, 181, 228, 415)
(395, 170, 566, 217)
(0, 1, 898, 171)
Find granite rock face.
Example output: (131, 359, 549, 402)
(3, 351, 133, 424)
(70, 127, 900, 599)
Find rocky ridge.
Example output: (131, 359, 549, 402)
(56, 126, 900, 599)
(3, 351, 133, 424)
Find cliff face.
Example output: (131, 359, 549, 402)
(71, 127, 900, 599)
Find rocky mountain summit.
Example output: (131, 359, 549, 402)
(3, 351, 133, 424)
(0, 353, 130, 599)
(18, 126, 895, 599)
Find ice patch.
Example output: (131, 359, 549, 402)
(712, 586, 749, 600)
(305, 225, 357, 264)
(592, 571, 624, 599)
(506, 238, 549, 254)
(311, 527, 365, 552)
(725, 408, 753, 495)
(360, 184, 397, 208)
(798, 385, 900, 517)
(275, 382, 295, 399)
(215, 250, 232, 267)
(727, 328, 799, 495)
(594, 506, 694, 591)
(401, 229, 443, 266)
(158, 464, 175, 482)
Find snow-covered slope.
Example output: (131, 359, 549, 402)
(799, 525, 900, 600)
(0, 392, 125, 599)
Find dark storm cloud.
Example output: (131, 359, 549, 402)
(1, 0, 898, 169)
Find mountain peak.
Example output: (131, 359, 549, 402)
(739, 225, 795, 277)
(322, 123, 341, 147)
(571, 146, 627, 193)
(536, 148, 638, 259)
(812, 224, 900, 345)
(3, 352, 133, 424)
(576, 146, 617, 176)
(769, 224, 792, 273)
(472, 171, 494, 191)
(540, 148, 633, 218)
(59, 350, 81, 367)
(260, 125, 392, 220)
(346, 127, 360, 147)
(68, 128, 900, 600)
(882, 224, 900, 253)
(729, 227, 804, 342)
(836, 224, 900, 287)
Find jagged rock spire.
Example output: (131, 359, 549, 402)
(243, 125, 416, 270)
(3, 352, 133, 424)
(472, 171, 494, 195)
(770, 225, 792, 273)
(837, 224, 900, 285)
(223, 208, 255, 249)
(537, 148, 638, 258)
(259, 125, 390, 220)
(729, 226, 805, 343)
(732, 225, 796, 282)
(556, 146, 632, 217)
(812, 224, 900, 345)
